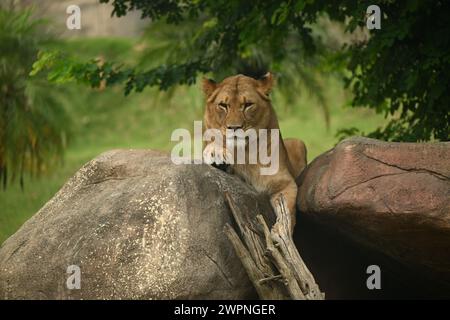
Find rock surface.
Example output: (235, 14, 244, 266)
(3, 138, 449, 300)
(0, 150, 274, 299)
(297, 137, 450, 287)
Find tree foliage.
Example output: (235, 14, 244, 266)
(34, 0, 449, 141)
(0, 8, 70, 188)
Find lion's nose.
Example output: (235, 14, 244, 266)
(227, 124, 243, 130)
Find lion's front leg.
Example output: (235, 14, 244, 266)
(270, 179, 298, 235)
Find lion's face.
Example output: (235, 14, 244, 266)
(202, 73, 276, 138)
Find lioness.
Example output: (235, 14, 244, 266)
(202, 73, 307, 233)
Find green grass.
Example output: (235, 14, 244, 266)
(0, 38, 386, 244)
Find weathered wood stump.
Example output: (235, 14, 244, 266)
(224, 193, 324, 300)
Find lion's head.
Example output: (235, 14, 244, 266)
(202, 73, 278, 137)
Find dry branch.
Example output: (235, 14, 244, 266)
(224, 192, 324, 300)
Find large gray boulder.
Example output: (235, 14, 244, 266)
(0, 150, 273, 299)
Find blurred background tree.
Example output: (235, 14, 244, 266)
(1, 0, 449, 243)
(35, 0, 449, 141)
(0, 6, 70, 189)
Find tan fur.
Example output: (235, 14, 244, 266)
(283, 138, 307, 178)
(202, 73, 307, 233)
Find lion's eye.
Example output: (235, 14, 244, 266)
(244, 102, 254, 109)
(218, 102, 228, 110)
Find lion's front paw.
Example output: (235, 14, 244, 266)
(203, 143, 232, 165)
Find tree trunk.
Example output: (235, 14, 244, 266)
(224, 192, 324, 300)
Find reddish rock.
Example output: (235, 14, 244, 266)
(297, 137, 450, 287)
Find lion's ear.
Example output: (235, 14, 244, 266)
(202, 78, 217, 97)
(258, 72, 275, 95)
